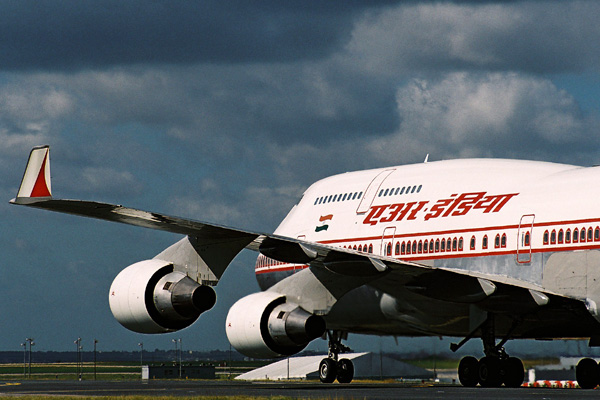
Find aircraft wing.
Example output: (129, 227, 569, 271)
(10, 146, 570, 318)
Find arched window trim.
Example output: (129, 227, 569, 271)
(558, 229, 564, 244)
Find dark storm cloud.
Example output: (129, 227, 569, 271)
(0, 0, 544, 72)
(0, 0, 401, 71)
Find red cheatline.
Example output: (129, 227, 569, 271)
(30, 152, 51, 197)
(319, 214, 333, 222)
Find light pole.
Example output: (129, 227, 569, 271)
(74, 337, 81, 380)
(25, 338, 34, 379)
(178, 338, 182, 379)
(93, 339, 98, 381)
(20, 343, 26, 378)
(138, 342, 144, 379)
(172, 339, 178, 366)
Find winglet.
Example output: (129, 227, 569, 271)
(12, 145, 52, 203)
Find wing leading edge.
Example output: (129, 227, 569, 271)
(10, 146, 577, 318)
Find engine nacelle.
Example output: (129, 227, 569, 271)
(225, 292, 326, 358)
(109, 259, 216, 333)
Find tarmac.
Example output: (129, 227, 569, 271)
(1, 379, 599, 399)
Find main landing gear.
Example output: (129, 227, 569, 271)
(452, 315, 525, 388)
(319, 331, 355, 384)
(576, 358, 600, 389)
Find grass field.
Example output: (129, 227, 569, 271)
(0, 357, 562, 382)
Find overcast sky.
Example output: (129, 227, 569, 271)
(1, 0, 599, 355)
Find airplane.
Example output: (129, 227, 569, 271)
(10, 145, 600, 388)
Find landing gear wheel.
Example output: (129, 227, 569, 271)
(458, 356, 479, 387)
(319, 358, 337, 383)
(576, 358, 600, 389)
(478, 356, 502, 388)
(337, 358, 354, 383)
(502, 357, 524, 388)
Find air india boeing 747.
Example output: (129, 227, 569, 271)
(11, 145, 600, 388)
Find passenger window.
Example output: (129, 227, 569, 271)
(424, 240, 429, 253)
(441, 239, 446, 251)
(495, 234, 500, 248)
(358, 192, 363, 199)
(558, 229, 564, 244)
(352, 193, 357, 200)
(482, 235, 488, 249)
(435, 239, 440, 252)
(458, 237, 463, 251)
(418, 241, 423, 254)
(400, 187, 405, 195)
(401, 242, 406, 255)
(581, 228, 587, 242)
(368, 244, 373, 253)
(395, 242, 400, 255)
(524, 231, 530, 246)
(411, 186, 417, 193)
(417, 185, 422, 193)
(394, 188, 400, 195)
(573, 229, 579, 243)
(378, 190, 384, 197)
(406, 186, 411, 194)
(429, 240, 434, 253)
(501, 234, 506, 248)
(406, 241, 411, 254)
(412, 241, 417, 254)
(588, 228, 593, 242)
(543, 230, 549, 245)
(565, 229, 571, 243)
(452, 237, 458, 251)
(387, 243, 392, 256)
(595, 227, 599, 241)
(470, 236, 476, 250)
(342, 194, 347, 201)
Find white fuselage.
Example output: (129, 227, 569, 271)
(255, 159, 600, 338)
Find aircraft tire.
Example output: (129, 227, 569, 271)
(478, 356, 502, 388)
(319, 358, 337, 383)
(576, 358, 600, 389)
(337, 358, 354, 383)
(502, 357, 524, 388)
(458, 356, 479, 387)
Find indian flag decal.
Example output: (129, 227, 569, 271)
(316, 214, 333, 232)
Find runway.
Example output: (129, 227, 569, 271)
(0, 380, 598, 399)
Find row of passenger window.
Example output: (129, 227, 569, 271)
(344, 232, 510, 257)
(378, 184, 423, 198)
(255, 254, 287, 269)
(314, 191, 363, 205)
(543, 226, 600, 245)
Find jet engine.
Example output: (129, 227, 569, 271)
(109, 259, 216, 333)
(226, 292, 326, 358)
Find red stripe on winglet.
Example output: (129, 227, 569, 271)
(30, 152, 51, 197)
